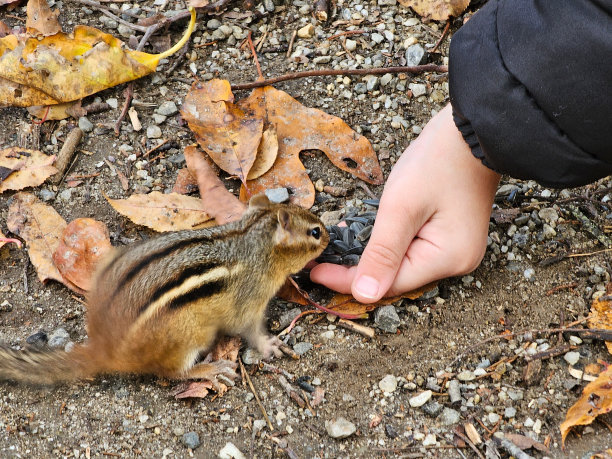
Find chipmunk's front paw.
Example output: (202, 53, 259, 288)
(257, 335, 284, 360)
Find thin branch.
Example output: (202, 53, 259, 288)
(230, 64, 447, 91)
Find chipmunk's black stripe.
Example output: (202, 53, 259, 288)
(142, 262, 219, 313)
(166, 279, 227, 310)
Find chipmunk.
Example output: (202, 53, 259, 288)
(0, 194, 329, 386)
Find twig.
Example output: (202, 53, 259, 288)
(286, 29, 297, 58)
(357, 181, 378, 199)
(545, 282, 577, 295)
(22, 257, 29, 294)
(493, 435, 534, 459)
(338, 318, 375, 338)
(567, 248, 612, 258)
(143, 139, 169, 158)
(328, 29, 367, 40)
(239, 360, 273, 431)
(524, 343, 575, 362)
(340, 38, 354, 60)
(454, 430, 485, 459)
(50, 128, 83, 184)
(279, 344, 299, 360)
(431, 20, 451, 53)
(231, 64, 447, 90)
(278, 375, 306, 408)
(279, 309, 320, 336)
(115, 85, 134, 136)
(259, 362, 294, 380)
(246, 31, 263, 80)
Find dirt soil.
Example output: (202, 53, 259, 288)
(1, 1, 611, 458)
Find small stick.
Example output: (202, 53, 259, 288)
(328, 29, 366, 40)
(22, 258, 29, 294)
(567, 248, 612, 258)
(493, 435, 534, 459)
(338, 318, 375, 338)
(246, 30, 263, 80)
(279, 344, 299, 360)
(194, 40, 218, 48)
(50, 128, 83, 184)
(115, 85, 134, 136)
(545, 282, 577, 295)
(239, 360, 273, 431)
(278, 375, 305, 408)
(453, 430, 485, 459)
(286, 29, 297, 58)
(83, 102, 111, 114)
(524, 343, 575, 362)
(260, 362, 294, 380)
(431, 20, 451, 53)
(231, 64, 447, 90)
(340, 37, 354, 59)
(143, 139, 169, 158)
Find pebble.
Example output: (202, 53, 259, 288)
(218, 442, 246, 459)
(523, 267, 536, 282)
(48, 327, 70, 348)
(364, 75, 380, 91)
(409, 390, 432, 408)
(242, 348, 262, 365)
(207, 19, 221, 29)
(488, 413, 500, 424)
(297, 24, 314, 38)
(564, 351, 580, 365)
(26, 331, 47, 347)
(504, 407, 516, 418)
(293, 342, 313, 355)
(422, 400, 443, 417)
(378, 374, 398, 393)
(405, 44, 424, 66)
(39, 189, 56, 202)
(106, 98, 118, 109)
(496, 184, 519, 196)
(569, 335, 583, 345)
(408, 83, 427, 97)
(156, 101, 178, 116)
(320, 330, 334, 341)
(371, 33, 384, 44)
(182, 431, 200, 449)
(533, 419, 542, 434)
(439, 408, 460, 426)
(374, 305, 400, 333)
(508, 389, 524, 401)
(265, 187, 290, 203)
(153, 114, 167, 124)
(78, 116, 94, 133)
(456, 370, 475, 382)
(344, 39, 357, 52)
(538, 207, 559, 224)
(422, 433, 437, 446)
(146, 125, 162, 139)
(380, 74, 393, 87)
(325, 417, 356, 439)
(279, 307, 301, 329)
(448, 379, 461, 404)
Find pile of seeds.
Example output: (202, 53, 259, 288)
(317, 199, 379, 265)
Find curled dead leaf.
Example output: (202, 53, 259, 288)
(247, 125, 278, 180)
(106, 191, 213, 232)
(26, 0, 61, 38)
(589, 295, 612, 354)
(398, 0, 470, 21)
(0, 147, 57, 193)
(6, 192, 66, 284)
(52, 218, 112, 293)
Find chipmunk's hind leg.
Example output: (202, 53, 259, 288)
(179, 360, 238, 392)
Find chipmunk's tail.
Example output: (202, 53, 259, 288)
(0, 344, 95, 385)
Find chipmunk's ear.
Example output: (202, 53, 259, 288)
(248, 193, 271, 209)
(274, 208, 292, 245)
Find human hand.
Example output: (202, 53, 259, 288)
(310, 104, 501, 302)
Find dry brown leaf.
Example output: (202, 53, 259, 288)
(276, 280, 309, 306)
(6, 192, 66, 284)
(106, 191, 213, 232)
(398, 0, 470, 21)
(247, 125, 278, 180)
(172, 167, 199, 195)
(173, 380, 214, 399)
(591, 449, 612, 459)
(210, 336, 241, 362)
(183, 145, 246, 225)
(326, 282, 437, 317)
(182, 80, 263, 184)
(504, 433, 548, 453)
(52, 218, 112, 293)
(238, 86, 383, 207)
(589, 295, 612, 354)
(0, 21, 11, 38)
(560, 365, 612, 445)
(27, 101, 85, 120)
(0, 9, 195, 107)
(0, 147, 57, 193)
(26, 0, 61, 37)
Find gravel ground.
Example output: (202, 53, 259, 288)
(1, 1, 612, 458)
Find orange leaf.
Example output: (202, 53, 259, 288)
(0, 147, 57, 193)
(398, 0, 470, 21)
(238, 86, 383, 207)
(26, 0, 61, 38)
(247, 125, 278, 180)
(52, 218, 112, 293)
(106, 191, 213, 232)
(173, 380, 213, 399)
(589, 295, 612, 354)
(183, 145, 246, 225)
(6, 192, 66, 284)
(182, 80, 263, 184)
(560, 365, 612, 445)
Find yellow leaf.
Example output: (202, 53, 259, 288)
(0, 7, 195, 107)
(106, 191, 213, 232)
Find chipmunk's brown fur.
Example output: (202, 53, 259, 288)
(0, 195, 328, 386)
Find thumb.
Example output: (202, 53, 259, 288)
(351, 194, 428, 303)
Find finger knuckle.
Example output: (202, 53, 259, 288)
(364, 242, 402, 271)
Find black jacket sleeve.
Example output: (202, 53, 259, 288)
(448, 0, 612, 188)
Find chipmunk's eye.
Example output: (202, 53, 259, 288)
(308, 227, 321, 240)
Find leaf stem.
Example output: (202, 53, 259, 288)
(154, 7, 196, 60)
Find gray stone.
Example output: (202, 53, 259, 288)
(293, 342, 313, 355)
(422, 400, 443, 417)
(456, 370, 475, 382)
(48, 327, 70, 348)
(207, 19, 222, 29)
(378, 374, 398, 393)
(448, 379, 461, 404)
(325, 417, 356, 439)
(364, 76, 380, 91)
(496, 184, 519, 196)
(168, 154, 185, 164)
(564, 351, 580, 366)
(523, 267, 536, 282)
(153, 114, 167, 124)
(405, 44, 424, 66)
(371, 33, 384, 44)
(218, 442, 246, 459)
(374, 305, 400, 333)
(182, 431, 200, 449)
(26, 331, 47, 347)
(540, 224, 556, 239)
(242, 348, 262, 365)
(488, 412, 500, 424)
(422, 433, 437, 446)
(106, 98, 118, 109)
(58, 189, 73, 202)
(264, 187, 290, 203)
(378, 0, 397, 4)
(380, 74, 393, 87)
(39, 189, 56, 202)
(78, 116, 94, 133)
(504, 407, 517, 418)
(279, 307, 302, 329)
(156, 101, 178, 116)
(538, 207, 559, 224)
(409, 390, 432, 408)
(344, 39, 357, 52)
(507, 389, 524, 401)
(439, 408, 460, 426)
(146, 125, 162, 139)
(263, 0, 275, 12)
(408, 83, 427, 97)
(354, 83, 367, 94)
(426, 377, 441, 392)
(117, 24, 131, 37)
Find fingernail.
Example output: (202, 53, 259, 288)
(354, 275, 380, 300)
